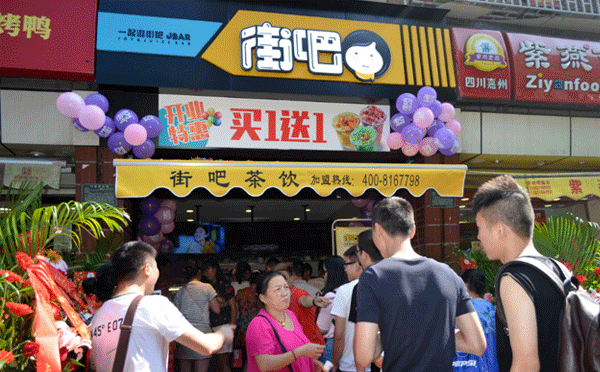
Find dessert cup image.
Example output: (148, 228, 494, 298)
(359, 105, 387, 147)
(333, 112, 360, 150)
(350, 125, 378, 151)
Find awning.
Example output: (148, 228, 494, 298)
(513, 173, 600, 201)
(114, 160, 467, 199)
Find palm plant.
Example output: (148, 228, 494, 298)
(533, 213, 600, 289)
(0, 182, 130, 268)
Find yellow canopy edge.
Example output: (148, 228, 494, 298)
(515, 174, 600, 201)
(114, 160, 467, 198)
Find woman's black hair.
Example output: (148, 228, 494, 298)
(235, 261, 252, 284)
(321, 256, 348, 295)
(461, 269, 487, 297)
(255, 271, 286, 306)
(183, 263, 200, 282)
(92, 241, 157, 302)
(249, 271, 262, 287)
(201, 256, 228, 284)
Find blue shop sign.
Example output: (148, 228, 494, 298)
(96, 12, 222, 57)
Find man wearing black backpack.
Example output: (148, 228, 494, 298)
(473, 175, 565, 372)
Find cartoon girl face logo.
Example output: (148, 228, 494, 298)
(342, 30, 391, 82)
(345, 42, 384, 81)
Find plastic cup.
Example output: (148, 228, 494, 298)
(333, 113, 360, 150)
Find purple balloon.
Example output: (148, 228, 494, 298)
(158, 239, 175, 254)
(72, 118, 88, 132)
(141, 196, 161, 216)
(426, 119, 445, 137)
(417, 86, 437, 106)
(427, 100, 443, 118)
(139, 115, 163, 139)
(94, 116, 116, 138)
(114, 109, 139, 131)
(396, 93, 418, 116)
(133, 140, 156, 159)
(439, 140, 459, 156)
(401, 124, 425, 145)
(433, 127, 456, 150)
(390, 113, 411, 133)
(139, 215, 161, 236)
(107, 132, 133, 155)
(85, 93, 109, 113)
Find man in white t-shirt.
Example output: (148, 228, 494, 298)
(90, 241, 234, 372)
(330, 245, 365, 372)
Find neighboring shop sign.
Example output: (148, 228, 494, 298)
(429, 189, 456, 208)
(158, 94, 391, 152)
(0, 161, 61, 189)
(113, 160, 468, 198)
(515, 175, 600, 201)
(506, 33, 600, 105)
(451, 28, 511, 100)
(202, 10, 455, 87)
(96, 12, 222, 57)
(82, 184, 117, 207)
(0, 0, 97, 80)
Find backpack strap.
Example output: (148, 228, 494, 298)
(257, 314, 295, 372)
(495, 256, 578, 325)
(112, 295, 144, 372)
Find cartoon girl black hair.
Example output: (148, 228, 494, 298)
(342, 30, 391, 82)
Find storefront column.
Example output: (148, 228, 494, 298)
(413, 153, 461, 262)
(75, 146, 98, 254)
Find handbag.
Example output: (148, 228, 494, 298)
(258, 315, 295, 372)
(111, 295, 144, 372)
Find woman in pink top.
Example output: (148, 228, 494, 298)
(246, 271, 326, 372)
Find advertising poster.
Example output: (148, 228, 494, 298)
(158, 94, 390, 152)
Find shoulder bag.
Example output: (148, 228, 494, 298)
(257, 314, 295, 372)
(111, 295, 144, 372)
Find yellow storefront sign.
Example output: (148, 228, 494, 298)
(334, 226, 371, 256)
(114, 160, 467, 198)
(202, 10, 455, 87)
(515, 175, 600, 201)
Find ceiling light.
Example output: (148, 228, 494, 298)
(579, 161, 586, 165)
(246, 209, 252, 213)
(186, 209, 194, 213)
(537, 161, 545, 166)
(494, 159, 501, 164)
(186, 218, 194, 222)
(459, 205, 466, 208)
(294, 217, 300, 221)
(544, 205, 552, 208)
(461, 198, 469, 201)
(305, 208, 311, 212)
(553, 198, 561, 201)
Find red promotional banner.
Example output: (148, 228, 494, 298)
(451, 28, 511, 100)
(0, 0, 97, 80)
(506, 33, 600, 105)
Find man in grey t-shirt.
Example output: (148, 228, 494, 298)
(353, 197, 486, 372)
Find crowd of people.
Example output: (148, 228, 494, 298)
(85, 174, 571, 372)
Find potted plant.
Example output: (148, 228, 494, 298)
(0, 182, 129, 371)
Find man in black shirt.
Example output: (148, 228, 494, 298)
(473, 175, 564, 372)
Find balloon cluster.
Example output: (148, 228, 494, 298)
(386, 87, 460, 157)
(138, 197, 176, 253)
(350, 199, 375, 227)
(55, 92, 162, 159)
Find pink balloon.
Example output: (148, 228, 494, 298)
(155, 207, 175, 225)
(161, 222, 175, 234)
(161, 199, 177, 211)
(124, 123, 148, 146)
(78, 105, 106, 130)
(439, 103, 456, 122)
(446, 120, 461, 136)
(386, 132, 404, 150)
(402, 143, 420, 157)
(142, 232, 163, 245)
(56, 92, 85, 118)
(419, 137, 439, 157)
(412, 107, 434, 129)
(352, 199, 369, 208)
